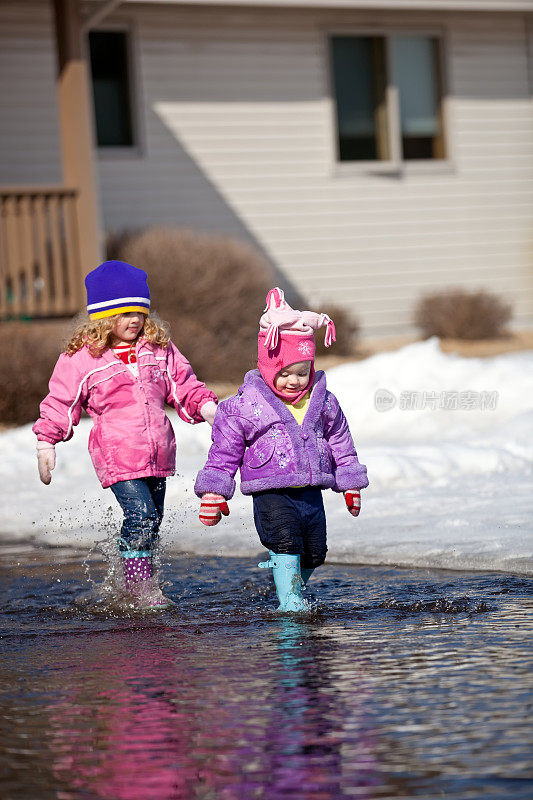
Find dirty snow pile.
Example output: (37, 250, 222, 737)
(0, 338, 531, 574)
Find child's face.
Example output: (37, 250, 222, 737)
(274, 361, 312, 395)
(111, 312, 146, 344)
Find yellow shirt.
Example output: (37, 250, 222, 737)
(282, 392, 311, 486)
(282, 391, 311, 425)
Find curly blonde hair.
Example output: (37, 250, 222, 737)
(65, 312, 170, 357)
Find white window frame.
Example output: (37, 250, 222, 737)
(85, 20, 145, 159)
(324, 25, 454, 176)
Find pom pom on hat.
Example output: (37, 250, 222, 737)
(259, 287, 336, 350)
(85, 260, 150, 320)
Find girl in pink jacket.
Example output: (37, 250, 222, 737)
(33, 260, 217, 609)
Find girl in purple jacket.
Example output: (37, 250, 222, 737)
(195, 288, 368, 612)
(34, 260, 217, 609)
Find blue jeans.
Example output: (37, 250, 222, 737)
(252, 487, 327, 569)
(110, 477, 166, 554)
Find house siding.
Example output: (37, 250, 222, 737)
(1, 3, 532, 334)
(0, 3, 62, 185)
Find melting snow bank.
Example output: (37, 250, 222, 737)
(1, 339, 532, 574)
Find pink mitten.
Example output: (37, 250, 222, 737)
(199, 493, 230, 526)
(344, 490, 361, 518)
(37, 442, 56, 485)
(200, 400, 218, 427)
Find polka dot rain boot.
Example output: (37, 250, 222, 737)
(121, 551, 171, 610)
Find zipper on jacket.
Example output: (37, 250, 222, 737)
(300, 381, 317, 484)
(299, 427, 314, 484)
(136, 348, 157, 467)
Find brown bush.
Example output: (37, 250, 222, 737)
(0, 320, 69, 425)
(414, 288, 512, 340)
(313, 304, 359, 356)
(115, 226, 273, 382)
(105, 228, 144, 261)
(112, 228, 359, 371)
(0, 228, 360, 425)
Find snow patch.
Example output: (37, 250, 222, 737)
(1, 339, 531, 574)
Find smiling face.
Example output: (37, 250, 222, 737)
(111, 312, 146, 345)
(274, 361, 312, 395)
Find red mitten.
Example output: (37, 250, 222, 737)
(199, 493, 230, 526)
(344, 490, 361, 517)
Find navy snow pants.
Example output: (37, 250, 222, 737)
(252, 486, 327, 569)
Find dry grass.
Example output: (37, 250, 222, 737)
(439, 329, 533, 357)
(356, 329, 533, 359)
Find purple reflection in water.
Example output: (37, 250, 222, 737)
(44, 622, 379, 800)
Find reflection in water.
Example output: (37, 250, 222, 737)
(48, 628, 199, 799)
(266, 618, 378, 799)
(44, 622, 379, 799)
(0, 554, 531, 799)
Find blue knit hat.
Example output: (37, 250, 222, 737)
(85, 260, 150, 320)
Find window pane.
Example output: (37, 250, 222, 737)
(390, 36, 444, 160)
(89, 31, 133, 147)
(331, 36, 388, 161)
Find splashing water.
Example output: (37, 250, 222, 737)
(77, 521, 173, 616)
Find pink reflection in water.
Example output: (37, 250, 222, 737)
(48, 628, 215, 799)
(46, 623, 380, 799)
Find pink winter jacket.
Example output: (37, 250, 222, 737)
(33, 339, 217, 488)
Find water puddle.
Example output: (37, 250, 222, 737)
(0, 547, 531, 799)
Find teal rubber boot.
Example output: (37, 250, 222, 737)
(258, 551, 309, 612)
(300, 567, 314, 586)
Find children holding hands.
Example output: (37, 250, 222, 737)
(34, 266, 367, 614)
(196, 288, 368, 612)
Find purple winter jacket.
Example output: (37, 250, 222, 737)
(194, 369, 368, 499)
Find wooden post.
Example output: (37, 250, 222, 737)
(52, 0, 102, 308)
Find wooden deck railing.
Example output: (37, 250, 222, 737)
(0, 186, 83, 319)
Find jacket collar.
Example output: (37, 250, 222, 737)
(136, 337, 156, 355)
(99, 336, 153, 365)
(242, 369, 327, 428)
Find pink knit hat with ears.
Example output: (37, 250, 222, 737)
(257, 287, 336, 404)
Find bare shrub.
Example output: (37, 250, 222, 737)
(414, 288, 512, 340)
(313, 304, 359, 356)
(0, 320, 69, 425)
(105, 228, 144, 261)
(115, 227, 273, 382)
